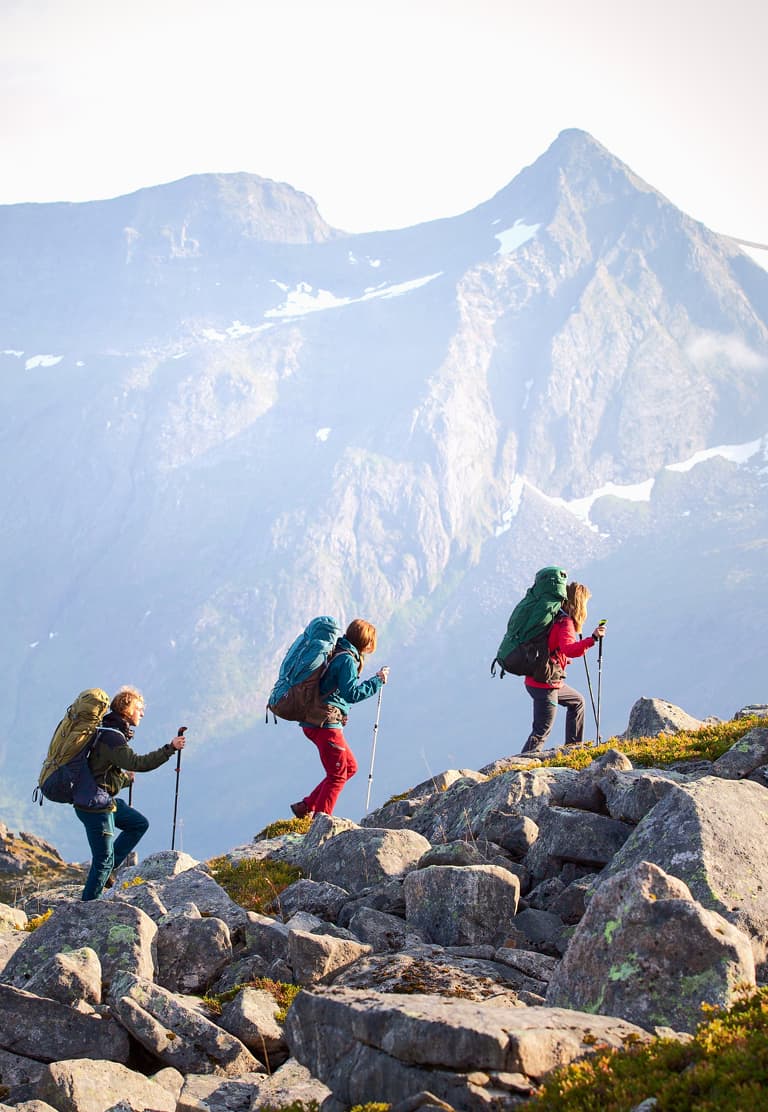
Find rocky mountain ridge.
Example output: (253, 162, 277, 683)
(1, 701, 767, 1109)
(1, 128, 767, 860)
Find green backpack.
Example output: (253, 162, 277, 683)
(34, 689, 112, 808)
(492, 566, 568, 683)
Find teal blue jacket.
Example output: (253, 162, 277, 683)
(317, 637, 382, 722)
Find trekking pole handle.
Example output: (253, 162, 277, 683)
(173, 726, 187, 766)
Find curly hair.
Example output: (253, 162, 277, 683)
(111, 686, 144, 716)
(564, 583, 591, 633)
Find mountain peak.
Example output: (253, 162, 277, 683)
(115, 170, 338, 246)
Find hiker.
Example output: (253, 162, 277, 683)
(291, 619, 389, 818)
(74, 686, 185, 900)
(521, 582, 604, 754)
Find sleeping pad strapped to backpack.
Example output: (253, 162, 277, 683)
(34, 688, 114, 809)
(267, 616, 347, 727)
(493, 566, 568, 684)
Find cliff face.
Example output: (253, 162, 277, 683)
(1, 129, 766, 858)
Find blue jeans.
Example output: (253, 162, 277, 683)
(522, 682, 585, 753)
(74, 797, 149, 901)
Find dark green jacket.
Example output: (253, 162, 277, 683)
(86, 711, 174, 807)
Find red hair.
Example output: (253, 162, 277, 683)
(345, 619, 377, 671)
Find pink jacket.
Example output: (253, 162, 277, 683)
(525, 612, 595, 689)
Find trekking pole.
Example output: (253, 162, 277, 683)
(365, 688, 384, 814)
(583, 654, 598, 735)
(171, 726, 187, 851)
(596, 621, 606, 744)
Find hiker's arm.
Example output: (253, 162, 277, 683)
(102, 736, 176, 773)
(335, 656, 383, 704)
(554, 619, 594, 660)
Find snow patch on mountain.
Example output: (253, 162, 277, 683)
(201, 321, 274, 341)
(666, 436, 766, 472)
(496, 434, 767, 534)
(25, 354, 63, 370)
(265, 273, 442, 319)
(495, 220, 540, 255)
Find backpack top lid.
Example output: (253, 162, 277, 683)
(497, 566, 568, 660)
(268, 616, 342, 708)
(38, 688, 110, 787)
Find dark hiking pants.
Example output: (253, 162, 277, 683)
(75, 797, 149, 900)
(522, 682, 585, 753)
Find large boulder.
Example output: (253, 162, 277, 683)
(150, 867, 249, 937)
(218, 986, 289, 1069)
(524, 807, 632, 882)
(287, 928, 371, 986)
(304, 828, 431, 893)
(712, 727, 768, 780)
(2, 901, 156, 991)
(599, 767, 689, 824)
(601, 776, 768, 976)
(175, 1072, 265, 1112)
(404, 865, 519, 947)
(0, 985, 129, 1063)
(35, 1059, 176, 1112)
(156, 910, 232, 994)
(0, 1047, 47, 1091)
(284, 987, 649, 1109)
(109, 971, 260, 1076)
(546, 861, 755, 1033)
(409, 769, 579, 845)
(332, 949, 538, 1002)
(622, 698, 703, 738)
(24, 947, 102, 1007)
(0, 903, 27, 931)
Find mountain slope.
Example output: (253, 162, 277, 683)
(1, 129, 766, 859)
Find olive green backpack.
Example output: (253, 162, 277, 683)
(34, 688, 112, 808)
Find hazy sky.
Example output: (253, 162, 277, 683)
(2, 0, 766, 259)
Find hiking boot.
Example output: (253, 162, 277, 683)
(290, 801, 310, 819)
(103, 872, 116, 889)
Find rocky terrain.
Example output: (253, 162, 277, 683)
(0, 699, 767, 1111)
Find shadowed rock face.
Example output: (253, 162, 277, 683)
(599, 776, 768, 976)
(284, 987, 650, 1108)
(546, 860, 755, 1031)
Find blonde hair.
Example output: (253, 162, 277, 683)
(344, 619, 377, 672)
(564, 583, 591, 633)
(111, 686, 144, 717)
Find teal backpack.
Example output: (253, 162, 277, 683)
(492, 566, 568, 683)
(267, 616, 347, 727)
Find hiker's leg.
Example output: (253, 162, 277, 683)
(558, 684, 585, 745)
(112, 797, 149, 869)
(302, 726, 355, 815)
(522, 685, 558, 753)
(75, 807, 115, 901)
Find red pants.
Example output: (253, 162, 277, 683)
(301, 725, 358, 815)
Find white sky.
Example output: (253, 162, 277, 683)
(1, 0, 766, 262)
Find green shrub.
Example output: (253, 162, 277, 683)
(207, 856, 302, 915)
(202, 978, 301, 1022)
(537, 716, 763, 772)
(24, 908, 53, 931)
(255, 816, 313, 839)
(531, 987, 768, 1110)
